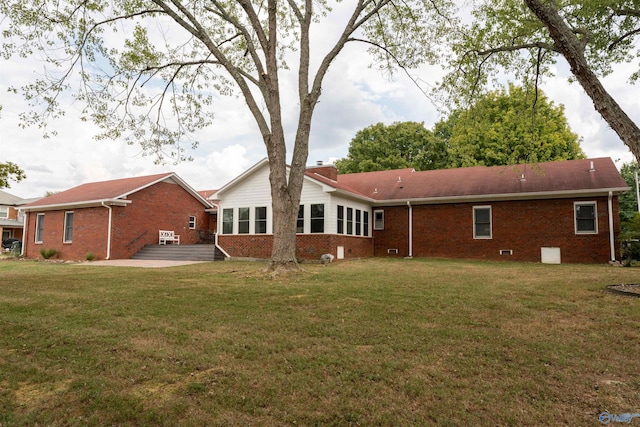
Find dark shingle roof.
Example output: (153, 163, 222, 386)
(22, 173, 212, 210)
(307, 158, 628, 203)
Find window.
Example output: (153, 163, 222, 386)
(189, 215, 197, 229)
(363, 211, 369, 237)
(0, 206, 8, 219)
(310, 204, 324, 233)
(35, 213, 45, 243)
(297, 205, 305, 233)
(337, 205, 344, 234)
(473, 206, 492, 239)
(347, 207, 353, 235)
(222, 208, 234, 234)
(355, 210, 362, 236)
(255, 207, 267, 234)
(575, 202, 597, 234)
(374, 210, 384, 230)
(238, 207, 250, 234)
(63, 212, 74, 243)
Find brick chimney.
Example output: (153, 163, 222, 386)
(307, 161, 338, 181)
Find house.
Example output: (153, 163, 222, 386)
(20, 173, 215, 260)
(212, 157, 630, 264)
(0, 189, 40, 247)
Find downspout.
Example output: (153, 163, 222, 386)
(406, 201, 413, 259)
(20, 210, 27, 257)
(102, 202, 112, 260)
(608, 191, 615, 262)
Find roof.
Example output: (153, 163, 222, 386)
(307, 157, 629, 204)
(0, 189, 28, 206)
(21, 172, 213, 211)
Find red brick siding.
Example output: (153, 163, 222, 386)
(109, 182, 211, 259)
(218, 234, 373, 260)
(24, 209, 108, 260)
(374, 197, 620, 263)
(24, 181, 212, 260)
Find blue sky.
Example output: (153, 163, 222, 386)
(1, 7, 638, 199)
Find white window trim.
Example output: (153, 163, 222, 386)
(221, 208, 234, 235)
(0, 206, 8, 219)
(254, 206, 268, 234)
(473, 205, 492, 239)
(373, 209, 384, 230)
(35, 213, 45, 243)
(574, 201, 598, 234)
(63, 211, 74, 243)
(189, 215, 197, 230)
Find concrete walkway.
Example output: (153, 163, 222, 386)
(78, 259, 210, 268)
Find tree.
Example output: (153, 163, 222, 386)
(441, 84, 585, 167)
(619, 162, 640, 224)
(439, 0, 640, 162)
(335, 122, 449, 173)
(0, 162, 26, 189)
(1, 0, 454, 270)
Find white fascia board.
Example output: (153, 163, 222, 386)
(371, 187, 632, 207)
(116, 172, 213, 208)
(212, 158, 269, 199)
(20, 199, 132, 212)
(117, 173, 174, 199)
(165, 173, 215, 208)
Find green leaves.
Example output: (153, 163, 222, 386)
(0, 162, 26, 189)
(443, 84, 585, 167)
(337, 85, 584, 173)
(335, 121, 449, 173)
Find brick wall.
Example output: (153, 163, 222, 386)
(110, 182, 212, 259)
(218, 233, 373, 260)
(24, 181, 212, 261)
(24, 209, 108, 260)
(373, 196, 621, 263)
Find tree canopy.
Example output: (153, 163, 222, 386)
(1, 0, 454, 269)
(619, 162, 640, 225)
(336, 85, 584, 173)
(0, 162, 26, 189)
(335, 122, 448, 173)
(442, 84, 585, 167)
(438, 0, 640, 161)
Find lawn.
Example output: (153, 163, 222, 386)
(0, 258, 638, 426)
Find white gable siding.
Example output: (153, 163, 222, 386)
(216, 162, 375, 236)
(216, 165, 273, 234)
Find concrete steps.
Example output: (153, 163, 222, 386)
(131, 244, 224, 261)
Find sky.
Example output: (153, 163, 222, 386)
(1, 6, 639, 200)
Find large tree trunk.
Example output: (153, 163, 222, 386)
(525, 0, 640, 161)
(268, 141, 302, 270)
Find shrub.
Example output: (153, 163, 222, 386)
(85, 252, 96, 261)
(39, 248, 57, 259)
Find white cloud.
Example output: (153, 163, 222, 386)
(1, 10, 638, 200)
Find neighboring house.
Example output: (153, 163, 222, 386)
(21, 173, 215, 260)
(0, 189, 40, 244)
(212, 157, 630, 264)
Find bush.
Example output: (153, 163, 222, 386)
(85, 252, 96, 261)
(39, 248, 58, 259)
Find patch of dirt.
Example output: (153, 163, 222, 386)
(607, 284, 640, 297)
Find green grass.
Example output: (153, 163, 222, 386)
(0, 258, 639, 426)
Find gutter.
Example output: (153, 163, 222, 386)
(20, 209, 27, 257)
(331, 187, 631, 207)
(608, 191, 615, 262)
(22, 198, 131, 212)
(101, 202, 113, 260)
